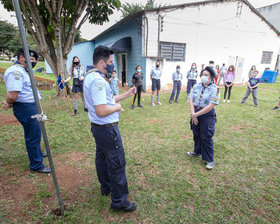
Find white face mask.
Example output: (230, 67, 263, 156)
(201, 76, 209, 84)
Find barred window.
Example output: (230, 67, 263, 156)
(261, 51, 273, 64)
(160, 42, 186, 61)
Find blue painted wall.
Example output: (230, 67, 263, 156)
(45, 41, 95, 74)
(95, 17, 147, 90)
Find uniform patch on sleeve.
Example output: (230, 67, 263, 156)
(210, 97, 218, 102)
(12, 72, 23, 77)
(94, 81, 105, 91)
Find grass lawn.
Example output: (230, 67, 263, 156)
(0, 78, 279, 223)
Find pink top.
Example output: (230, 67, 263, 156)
(225, 72, 235, 82)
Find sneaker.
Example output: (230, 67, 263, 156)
(206, 161, 215, 170)
(138, 105, 143, 108)
(111, 201, 137, 212)
(84, 108, 88, 112)
(241, 102, 244, 105)
(157, 101, 162, 105)
(273, 106, 279, 110)
(223, 99, 226, 103)
(73, 109, 77, 116)
(169, 100, 172, 104)
(187, 152, 200, 157)
(151, 102, 155, 106)
(254, 104, 258, 107)
(175, 100, 178, 103)
(130, 105, 135, 110)
(227, 100, 230, 103)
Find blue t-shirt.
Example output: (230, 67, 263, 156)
(249, 77, 260, 88)
(4, 62, 41, 103)
(151, 68, 162, 79)
(83, 69, 119, 125)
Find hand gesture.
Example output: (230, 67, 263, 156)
(190, 112, 198, 120)
(115, 103, 122, 112)
(191, 117, 199, 125)
(1, 101, 13, 110)
(127, 87, 137, 96)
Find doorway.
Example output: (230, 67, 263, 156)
(118, 53, 127, 87)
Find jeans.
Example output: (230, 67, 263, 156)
(242, 87, 258, 105)
(169, 81, 182, 101)
(13, 102, 44, 171)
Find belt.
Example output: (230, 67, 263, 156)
(91, 122, 118, 128)
(174, 80, 181, 82)
(195, 106, 203, 110)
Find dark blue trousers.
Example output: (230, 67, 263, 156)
(91, 124, 129, 209)
(187, 80, 196, 94)
(13, 102, 44, 171)
(190, 108, 216, 162)
(169, 81, 182, 101)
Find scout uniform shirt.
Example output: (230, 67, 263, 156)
(83, 67, 119, 125)
(172, 72, 183, 81)
(69, 65, 86, 78)
(4, 62, 41, 103)
(189, 83, 220, 108)
(187, 70, 198, 80)
(151, 68, 162, 80)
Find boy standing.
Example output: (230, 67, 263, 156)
(109, 70, 119, 96)
(241, 70, 260, 107)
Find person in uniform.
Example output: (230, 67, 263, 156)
(217, 63, 227, 86)
(83, 45, 137, 212)
(186, 63, 198, 102)
(63, 56, 87, 115)
(169, 65, 183, 104)
(150, 60, 162, 106)
(187, 66, 220, 170)
(131, 65, 144, 109)
(1, 48, 51, 173)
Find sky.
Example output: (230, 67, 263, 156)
(0, 0, 280, 40)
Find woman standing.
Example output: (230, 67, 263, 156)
(131, 65, 144, 109)
(223, 65, 235, 103)
(187, 66, 219, 170)
(214, 65, 220, 85)
(63, 56, 86, 115)
(248, 65, 256, 77)
(186, 63, 198, 101)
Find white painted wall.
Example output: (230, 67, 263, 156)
(143, 1, 280, 91)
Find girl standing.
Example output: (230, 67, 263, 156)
(186, 63, 198, 101)
(223, 65, 235, 103)
(63, 56, 86, 115)
(131, 65, 144, 109)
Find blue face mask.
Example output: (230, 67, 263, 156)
(105, 62, 114, 74)
(137, 69, 142, 73)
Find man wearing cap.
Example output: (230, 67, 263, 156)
(1, 48, 51, 173)
(187, 66, 220, 170)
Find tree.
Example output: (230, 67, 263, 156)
(1, 0, 121, 95)
(120, 0, 163, 19)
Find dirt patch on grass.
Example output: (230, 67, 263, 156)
(0, 152, 95, 222)
(0, 114, 20, 127)
(230, 124, 250, 131)
(148, 119, 161, 124)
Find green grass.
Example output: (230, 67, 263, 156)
(0, 79, 279, 223)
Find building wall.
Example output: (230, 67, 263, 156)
(95, 18, 146, 90)
(45, 41, 95, 74)
(143, 1, 280, 91)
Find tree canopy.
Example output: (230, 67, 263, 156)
(120, 0, 163, 19)
(1, 0, 121, 95)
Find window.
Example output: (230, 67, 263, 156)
(261, 51, 273, 64)
(160, 42, 186, 61)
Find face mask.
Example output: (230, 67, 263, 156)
(73, 61, 79, 66)
(192, 66, 196, 69)
(24, 61, 37, 68)
(156, 65, 160, 68)
(176, 69, 180, 72)
(137, 69, 141, 73)
(201, 76, 209, 84)
(31, 62, 37, 68)
(105, 62, 114, 74)
(112, 74, 116, 78)
(210, 64, 214, 68)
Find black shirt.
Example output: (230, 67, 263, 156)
(132, 72, 144, 87)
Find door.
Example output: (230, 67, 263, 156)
(118, 53, 127, 87)
(228, 56, 244, 83)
